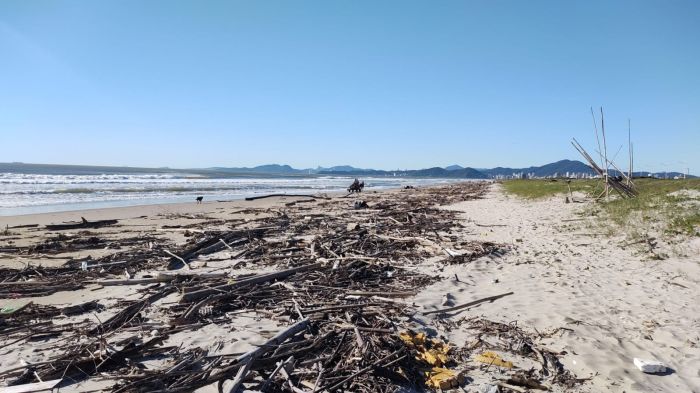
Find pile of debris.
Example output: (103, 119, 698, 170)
(0, 182, 583, 392)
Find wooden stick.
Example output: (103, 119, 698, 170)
(217, 318, 310, 392)
(261, 356, 294, 392)
(303, 303, 381, 314)
(164, 249, 191, 270)
(225, 359, 252, 393)
(181, 262, 322, 302)
(83, 278, 160, 286)
(628, 118, 632, 186)
(313, 348, 404, 392)
(245, 194, 328, 201)
(600, 107, 609, 199)
(591, 107, 604, 171)
(631, 142, 634, 181)
(424, 292, 514, 315)
(45, 219, 117, 231)
(0, 281, 52, 286)
(345, 290, 415, 297)
(219, 238, 234, 251)
(496, 382, 527, 393)
(81, 260, 128, 270)
(0, 379, 63, 393)
(84, 272, 226, 286)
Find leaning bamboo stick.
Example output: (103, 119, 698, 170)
(600, 107, 609, 199)
(628, 118, 632, 186)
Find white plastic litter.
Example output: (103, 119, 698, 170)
(634, 358, 667, 374)
(480, 384, 500, 393)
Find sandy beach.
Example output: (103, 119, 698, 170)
(5, 1, 699, 391)
(0, 182, 698, 392)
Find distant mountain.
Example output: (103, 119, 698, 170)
(316, 168, 394, 176)
(210, 164, 303, 174)
(479, 160, 696, 179)
(2, 161, 694, 179)
(0, 162, 179, 176)
(480, 159, 595, 178)
(316, 165, 363, 172)
(249, 164, 299, 174)
(317, 166, 488, 179)
(209, 164, 369, 175)
(410, 167, 487, 178)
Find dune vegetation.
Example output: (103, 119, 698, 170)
(503, 178, 700, 237)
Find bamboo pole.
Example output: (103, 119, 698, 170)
(628, 119, 632, 186)
(591, 107, 604, 170)
(600, 107, 609, 199)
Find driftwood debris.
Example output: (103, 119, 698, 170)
(61, 300, 103, 316)
(45, 217, 118, 231)
(245, 194, 329, 201)
(181, 262, 322, 302)
(0, 379, 62, 393)
(0, 182, 583, 392)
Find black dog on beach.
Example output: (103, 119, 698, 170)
(195, 196, 203, 204)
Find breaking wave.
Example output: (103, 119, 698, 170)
(0, 172, 465, 215)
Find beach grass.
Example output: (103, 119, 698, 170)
(602, 178, 700, 236)
(504, 178, 700, 237)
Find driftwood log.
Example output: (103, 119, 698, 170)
(45, 217, 118, 231)
(245, 194, 329, 201)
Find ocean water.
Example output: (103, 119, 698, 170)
(0, 172, 467, 216)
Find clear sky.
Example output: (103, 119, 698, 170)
(1, 1, 698, 172)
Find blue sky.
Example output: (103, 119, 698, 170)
(1, 1, 698, 172)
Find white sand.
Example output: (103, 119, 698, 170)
(413, 184, 700, 392)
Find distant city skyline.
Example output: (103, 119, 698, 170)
(1, 1, 698, 173)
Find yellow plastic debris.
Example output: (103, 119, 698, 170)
(419, 349, 436, 365)
(431, 339, 450, 354)
(400, 330, 468, 388)
(418, 348, 450, 367)
(399, 331, 414, 345)
(399, 331, 452, 366)
(399, 330, 424, 347)
(414, 332, 427, 344)
(474, 351, 513, 368)
(424, 367, 467, 389)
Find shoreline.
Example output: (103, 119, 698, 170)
(0, 178, 484, 218)
(0, 180, 491, 225)
(0, 194, 341, 227)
